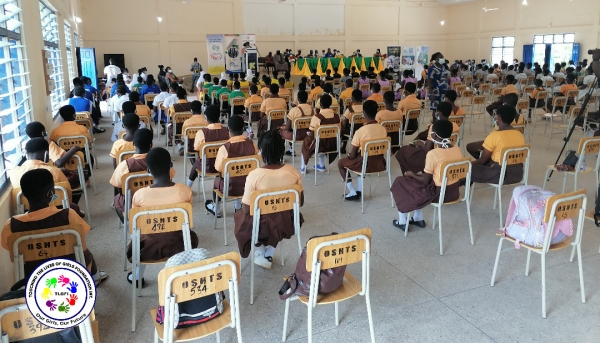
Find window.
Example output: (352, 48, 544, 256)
(491, 36, 514, 65)
(40, 1, 64, 114)
(64, 21, 74, 87)
(0, 0, 33, 189)
(533, 33, 575, 44)
(74, 32, 79, 47)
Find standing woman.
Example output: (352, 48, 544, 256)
(427, 52, 449, 111)
(139, 75, 160, 105)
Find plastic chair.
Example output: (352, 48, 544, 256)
(546, 105, 582, 149)
(57, 135, 97, 191)
(343, 138, 394, 213)
(285, 117, 312, 167)
(467, 95, 486, 134)
(459, 89, 474, 110)
(376, 102, 385, 112)
(219, 93, 230, 113)
(214, 155, 261, 245)
(249, 185, 303, 304)
(491, 189, 586, 318)
(13, 182, 70, 215)
(380, 120, 402, 152)
(448, 115, 465, 144)
(230, 97, 245, 117)
(196, 141, 228, 208)
(150, 252, 242, 343)
(169, 111, 192, 154)
(312, 124, 341, 186)
(281, 229, 375, 343)
(247, 103, 261, 134)
(62, 152, 92, 226)
(129, 202, 194, 332)
(470, 145, 531, 228)
(543, 137, 600, 193)
(344, 112, 366, 144)
(402, 109, 421, 145)
(182, 126, 206, 179)
(267, 109, 287, 131)
(537, 96, 566, 134)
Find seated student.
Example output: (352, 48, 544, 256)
(239, 72, 250, 89)
(206, 77, 222, 104)
(188, 105, 230, 188)
(324, 69, 334, 81)
(10, 138, 84, 214)
(515, 65, 528, 88)
(110, 112, 139, 168)
(486, 75, 518, 116)
(539, 68, 554, 84)
(308, 80, 324, 101)
(109, 129, 166, 220)
(277, 77, 291, 98)
(300, 94, 339, 174)
(448, 69, 461, 85)
(467, 105, 525, 185)
(460, 64, 472, 79)
(111, 101, 148, 142)
(315, 82, 339, 110)
(131, 76, 145, 92)
(375, 91, 403, 151)
(281, 90, 313, 156)
(139, 75, 160, 102)
(395, 102, 459, 174)
(129, 91, 151, 123)
(357, 71, 371, 99)
(234, 130, 304, 268)
(506, 65, 517, 77)
(338, 100, 387, 200)
(244, 85, 263, 138)
(444, 90, 465, 116)
(228, 81, 246, 115)
(546, 73, 577, 114)
(486, 67, 497, 82)
(25, 122, 81, 169)
(2, 169, 107, 284)
(127, 147, 199, 286)
(390, 120, 463, 231)
(168, 87, 191, 154)
(200, 73, 213, 97)
(341, 90, 364, 153)
(151, 82, 171, 134)
(50, 105, 92, 144)
(215, 79, 231, 110)
(310, 69, 321, 85)
(339, 79, 355, 108)
(378, 72, 390, 87)
(204, 116, 258, 217)
(400, 69, 418, 89)
(109, 85, 130, 124)
(350, 66, 360, 78)
(257, 84, 287, 136)
(68, 86, 92, 114)
(367, 66, 377, 79)
(181, 100, 209, 151)
(260, 77, 272, 98)
(283, 71, 294, 89)
(396, 82, 421, 134)
(332, 67, 342, 79)
(292, 82, 307, 107)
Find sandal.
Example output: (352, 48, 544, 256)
(205, 200, 222, 218)
(93, 127, 106, 133)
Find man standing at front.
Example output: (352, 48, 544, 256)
(104, 58, 121, 83)
(190, 57, 202, 93)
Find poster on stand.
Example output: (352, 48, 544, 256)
(415, 46, 429, 81)
(386, 46, 401, 72)
(206, 34, 225, 75)
(401, 46, 415, 71)
(224, 34, 243, 73)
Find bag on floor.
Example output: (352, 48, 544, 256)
(500, 185, 573, 248)
(278, 233, 346, 300)
(155, 248, 224, 329)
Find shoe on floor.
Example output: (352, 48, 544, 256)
(313, 165, 326, 172)
(254, 250, 272, 270)
(392, 220, 407, 231)
(300, 166, 306, 175)
(345, 192, 360, 201)
(205, 200, 222, 218)
(285, 151, 295, 156)
(127, 272, 145, 288)
(409, 219, 426, 228)
(94, 271, 109, 286)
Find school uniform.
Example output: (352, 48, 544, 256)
(234, 164, 304, 258)
(391, 146, 463, 213)
(337, 121, 387, 179)
(260, 86, 270, 98)
(257, 97, 287, 135)
(110, 154, 149, 214)
(48, 141, 66, 163)
(376, 108, 404, 149)
(228, 90, 246, 115)
(215, 87, 231, 111)
(339, 88, 353, 108)
(470, 129, 525, 185)
(315, 93, 339, 109)
(280, 104, 314, 141)
(529, 87, 546, 108)
(213, 136, 258, 197)
(548, 84, 578, 112)
(1, 207, 97, 278)
(50, 121, 91, 144)
(467, 115, 526, 157)
(161, 94, 178, 112)
(194, 124, 230, 174)
(278, 87, 292, 99)
(308, 86, 323, 101)
(135, 103, 152, 122)
(342, 104, 364, 137)
(182, 115, 209, 152)
(151, 91, 170, 123)
(486, 84, 519, 116)
(451, 107, 465, 116)
(68, 96, 92, 113)
(367, 93, 383, 103)
(301, 109, 341, 165)
(10, 160, 68, 189)
(244, 94, 263, 122)
(397, 94, 421, 135)
(168, 100, 192, 146)
(395, 121, 460, 173)
(127, 184, 199, 262)
(110, 139, 135, 160)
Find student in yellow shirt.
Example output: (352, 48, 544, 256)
(444, 90, 465, 116)
(366, 83, 383, 102)
(308, 80, 324, 101)
(486, 74, 518, 116)
(339, 79, 355, 110)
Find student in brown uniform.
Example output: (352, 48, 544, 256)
(340, 89, 364, 153)
(390, 120, 463, 231)
(338, 100, 388, 200)
(395, 102, 459, 174)
(129, 91, 152, 122)
(49, 105, 91, 143)
(1, 169, 108, 285)
(375, 91, 404, 151)
(244, 85, 263, 138)
(257, 83, 287, 136)
(468, 105, 525, 185)
(444, 90, 465, 116)
(277, 77, 291, 99)
(205, 116, 258, 216)
(110, 112, 139, 168)
(187, 105, 230, 189)
(281, 90, 314, 157)
(396, 82, 421, 136)
(127, 147, 199, 286)
(260, 77, 272, 98)
(300, 94, 340, 174)
(168, 87, 191, 154)
(234, 130, 304, 269)
(486, 75, 518, 116)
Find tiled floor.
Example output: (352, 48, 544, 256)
(85, 93, 600, 343)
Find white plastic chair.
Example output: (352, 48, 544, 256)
(182, 126, 206, 179)
(312, 124, 341, 186)
(543, 137, 600, 193)
(57, 135, 97, 194)
(285, 117, 312, 167)
(196, 141, 227, 208)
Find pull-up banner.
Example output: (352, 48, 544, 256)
(206, 34, 225, 75)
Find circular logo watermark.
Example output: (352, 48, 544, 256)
(25, 259, 96, 329)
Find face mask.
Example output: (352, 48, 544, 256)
(435, 113, 441, 120)
(438, 58, 446, 64)
(47, 190, 59, 203)
(430, 132, 450, 148)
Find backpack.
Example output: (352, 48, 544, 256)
(155, 249, 225, 329)
(501, 185, 573, 248)
(278, 233, 346, 300)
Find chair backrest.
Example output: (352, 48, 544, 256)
(567, 105, 582, 118)
(221, 156, 261, 195)
(380, 120, 402, 134)
(118, 130, 126, 139)
(121, 172, 154, 198)
(472, 95, 486, 105)
(267, 109, 286, 123)
(240, 86, 250, 94)
(513, 125, 526, 134)
(118, 149, 136, 164)
(499, 145, 530, 166)
(360, 137, 391, 157)
(552, 96, 566, 107)
(516, 99, 529, 111)
(541, 189, 586, 252)
(492, 87, 503, 96)
(455, 85, 467, 94)
(522, 86, 534, 95)
(315, 124, 341, 145)
(381, 86, 392, 93)
(576, 136, 600, 156)
(75, 111, 90, 120)
(330, 106, 340, 115)
(183, 126, 205, 144)
(249, 184, 303, 215)
(519, 78, 527, 85)
(173, 112, 192, 125)
(405, 109, 421, 121)
(12, 182, 71, 214)
(57, 135, 89, 151)
(198, 141, 228, 176)
(359, 84, 369, 91)
(448, 115, 464, 127)
(291, 117, 312, 132)
(343, 98, 353, 109)
(480, 83, 491, 92)
(129, 202, 193, 235)
(144, 94, 157, 104)
(436, 158, 471, 198)
(543, 79, 554, 87)
(0, 299, 62, 341)
(556, 77, 565, 84)
(448, 132, 459, 146)
(63, 151, 86, 172)
(281, 95, 291, 104)
(527, 75, 535, 83)
(249, 103, 261, 116)
(451, 82, 462, 90)
(376, 102, 385, 112)
(231, 97, 245, 107)
(566, 89, 579, 101)
(461, 90, 474, 98)
(536, 91, 548, 101)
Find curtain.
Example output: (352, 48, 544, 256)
(572, 43, 580, 64)
(522, 45, 533, 65)
(544, 44, 551, 67)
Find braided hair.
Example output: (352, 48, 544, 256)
(258, 130, 285, 165)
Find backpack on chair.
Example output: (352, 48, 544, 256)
(500, 185, 573, 248)
(278, 233, 346, 300)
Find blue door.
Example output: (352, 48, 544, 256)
(77, 47, 98, 88)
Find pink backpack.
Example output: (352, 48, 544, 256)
(500, 185, 573, 248)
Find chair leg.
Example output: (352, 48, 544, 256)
(388, 169, 394, 208)
(334, 301, 339, 326)
(216, 331, 221, 343)
(223, 197, 228, 246)
(466, 196, 474, 245)
(497, 187, 503, 229)
(492, 188, 498, 210)
(213, 195, 219, 229)
(365, 292, 376, 343)
(562, 174, 567, 194)
(490, 237, 504, 286)
(576, 242, 586, 304)
(282, 298, 290, 342)
(438, 207, 444, 256)
(542, 169, 551, 189)
(250, 245, 255, 305)
(201, 178, 207, 213)
(541, 253, 547, 318)
(525, 249, 532, 276)
(361, 180, 365, 214)
(154, 329, 159, 343)
(307, 304, 313, 343)
(281, 241, 284, 266)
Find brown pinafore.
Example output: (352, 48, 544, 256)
(114, 158, 148, 214)
(168, 102, 192, 145)
(213, 138, 256, 197)
(280, 106, 313, 141)
(301, 112, 341, 165)
(195, 127, 230, 174)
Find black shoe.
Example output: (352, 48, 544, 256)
(345, 193, 360, 201)
(340, 148, 346, 154)
(392, 220, 406, 231)
(127, 272, 145, 288)
(205, 200, 222, 218)
(284, 151, 295, 156)
(409, 219, 426, 228)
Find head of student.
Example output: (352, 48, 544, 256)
(176, 87, 187, 100)
(298, 83, 307, 92)
(21, 169, 55, 205)
(270, 83, 279, 95)
(435, 101, 452, 120)
(72, 77, 82, 87)
(25, 137, 49, 162)
(503, 93, 519, 107)
(566, 73, 576, 84)
(431, 119, 453, 144)
(249, 85, 258, 95)
(257, 129, 284, 165)
(204, 105, 220, 124)
(146, 74, 156, 86)
(383, 91, 394, 105)
(116, 85, 127, 96)
(122, 101, 136, 115)
(323, 83, 334, 94)
(405, 82, 416, 95)
(320, 94, 332, 109)
(297, 90, 308, 104)
(351, 89, 363, 103)
(444, 89, 457, 103)
(159, 82, 169, 93)
(227, 115, 245, 136)
(371, 83, 381, 94)
(25, 122, 48, 139)
(129, 91, 140, 102)
(122, 113, 140, 133)
(203, 74, 212, 82)
(495, 104, 517, 125)
(146, 147, 172, 177)
(278, 77, 286, 87)
(344, 79, 353, 88)
(74, 86, 86, 98)
(59, 105, 76, 122)
(362, 100, 378, 120)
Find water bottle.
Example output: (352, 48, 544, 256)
(580, 155, 586, 171)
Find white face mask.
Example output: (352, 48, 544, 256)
(430, 132, 450, 148)
(438, 58, 446, 64)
